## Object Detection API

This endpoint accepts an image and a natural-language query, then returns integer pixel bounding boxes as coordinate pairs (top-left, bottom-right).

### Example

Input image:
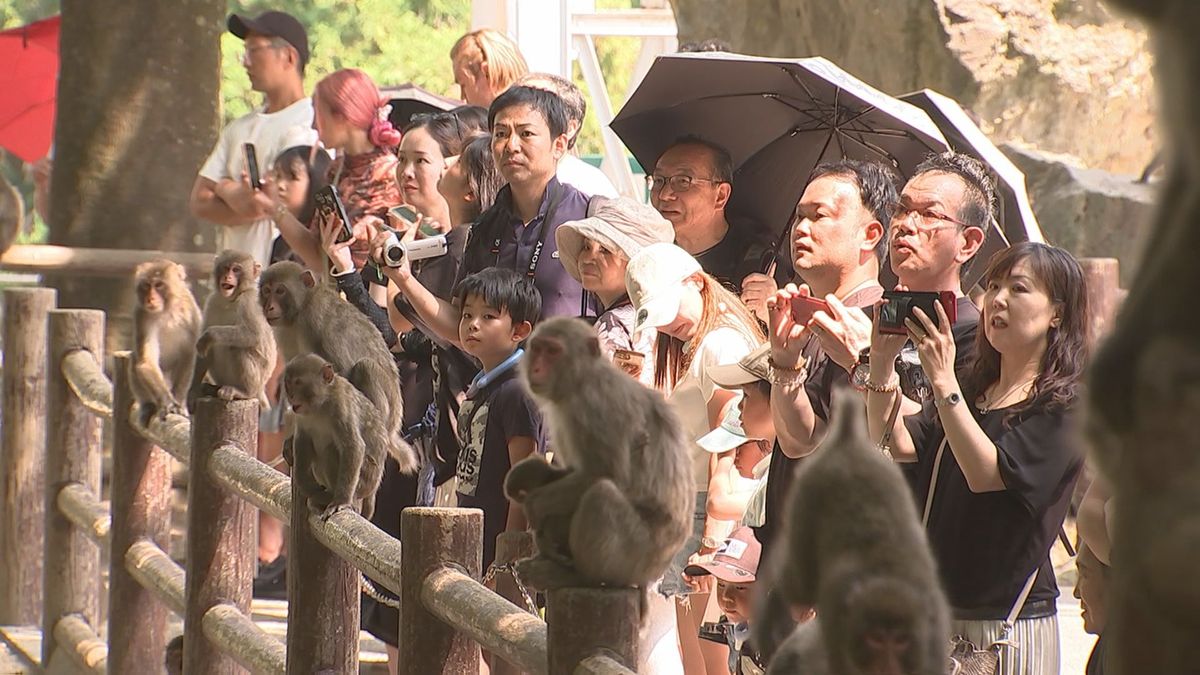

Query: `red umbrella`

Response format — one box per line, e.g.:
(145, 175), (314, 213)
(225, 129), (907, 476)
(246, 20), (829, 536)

(0, 15), (60, 163)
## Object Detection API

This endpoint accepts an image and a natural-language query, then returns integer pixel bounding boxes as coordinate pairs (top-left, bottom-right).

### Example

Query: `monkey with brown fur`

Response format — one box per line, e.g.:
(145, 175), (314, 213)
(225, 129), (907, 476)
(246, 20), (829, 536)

(761, 389), (949, 675)
(283, 354), (417, 519)
(189, 250), (277, 411)
(258, 261), (402, 440)
(131, 260), (202, 426)
(503, 317), (693, 591)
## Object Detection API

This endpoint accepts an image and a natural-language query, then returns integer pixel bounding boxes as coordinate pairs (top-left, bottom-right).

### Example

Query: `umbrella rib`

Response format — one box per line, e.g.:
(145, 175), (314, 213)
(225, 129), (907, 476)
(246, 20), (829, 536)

(833, 127), (897, 164)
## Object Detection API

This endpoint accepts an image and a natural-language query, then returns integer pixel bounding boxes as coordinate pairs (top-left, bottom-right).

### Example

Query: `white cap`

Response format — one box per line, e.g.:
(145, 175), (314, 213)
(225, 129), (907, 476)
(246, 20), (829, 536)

(698, 404), (750, 454)
(624, 242), (702, 337)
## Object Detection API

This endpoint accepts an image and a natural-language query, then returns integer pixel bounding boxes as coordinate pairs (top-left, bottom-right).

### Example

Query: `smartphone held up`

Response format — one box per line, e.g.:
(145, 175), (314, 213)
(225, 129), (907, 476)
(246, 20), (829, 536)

(243, 143), (263, 190)
(878, 290), (957, 335)
(314, 186), (354, 244)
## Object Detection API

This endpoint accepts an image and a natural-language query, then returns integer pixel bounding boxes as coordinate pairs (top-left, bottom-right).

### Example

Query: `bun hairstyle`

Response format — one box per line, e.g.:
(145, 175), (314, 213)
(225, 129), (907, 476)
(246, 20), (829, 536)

(314, 68), (401, 149)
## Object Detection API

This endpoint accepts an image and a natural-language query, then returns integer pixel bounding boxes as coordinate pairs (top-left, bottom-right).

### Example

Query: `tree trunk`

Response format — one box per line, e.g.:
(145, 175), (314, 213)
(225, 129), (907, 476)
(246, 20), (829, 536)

(49, 0), (223, 344)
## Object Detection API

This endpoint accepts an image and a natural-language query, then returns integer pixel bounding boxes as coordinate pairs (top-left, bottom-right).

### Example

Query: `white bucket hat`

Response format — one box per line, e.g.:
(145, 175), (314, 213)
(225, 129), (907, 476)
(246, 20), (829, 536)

(624, 242), (702, 336)
(555, 196), (675, 283)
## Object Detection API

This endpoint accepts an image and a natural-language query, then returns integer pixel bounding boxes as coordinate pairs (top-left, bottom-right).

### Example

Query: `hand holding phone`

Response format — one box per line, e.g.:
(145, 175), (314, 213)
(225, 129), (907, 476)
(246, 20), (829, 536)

(878, 290), (957, 335)
(790, 294), (832, 326)
(243, 143), (263, 190)
(314, 186), (354, 244)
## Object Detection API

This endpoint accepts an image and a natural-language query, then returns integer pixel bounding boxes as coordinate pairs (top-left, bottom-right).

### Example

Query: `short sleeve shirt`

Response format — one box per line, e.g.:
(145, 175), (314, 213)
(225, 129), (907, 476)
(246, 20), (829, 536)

(904, 402), (1084, 617)
(667, 326), (757, 488)
(455, 367), (544, 567)
(591, 297), (656, 386)
(693, 224), (771, 294)
(198, 98), (317, 266)
(458, 177), (592, 319)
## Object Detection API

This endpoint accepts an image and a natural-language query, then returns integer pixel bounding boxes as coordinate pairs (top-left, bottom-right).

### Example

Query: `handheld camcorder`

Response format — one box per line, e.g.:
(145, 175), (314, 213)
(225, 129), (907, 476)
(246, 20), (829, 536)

(879, 290), (957, 335)
(381, 233), (449, 267)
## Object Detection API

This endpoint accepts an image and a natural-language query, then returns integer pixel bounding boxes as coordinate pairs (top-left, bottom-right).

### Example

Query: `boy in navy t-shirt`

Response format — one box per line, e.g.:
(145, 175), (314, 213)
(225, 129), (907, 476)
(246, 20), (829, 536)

(453, 268), (544, 569)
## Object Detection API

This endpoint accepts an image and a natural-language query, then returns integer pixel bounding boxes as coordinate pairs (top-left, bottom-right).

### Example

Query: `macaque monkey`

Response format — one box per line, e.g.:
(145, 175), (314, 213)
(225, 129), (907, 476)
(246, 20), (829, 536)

(258, 262), (402, 438)
(189, 250), (276, 410)
(131, 260), (202, 426)
(503, 318), (693, 592)
(283, 354), (417, 519)
(762, 389), (949, 675)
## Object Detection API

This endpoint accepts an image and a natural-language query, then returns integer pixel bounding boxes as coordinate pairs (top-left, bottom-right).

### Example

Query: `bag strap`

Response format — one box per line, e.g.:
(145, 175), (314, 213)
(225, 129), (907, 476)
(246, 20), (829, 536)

(924, 436), (1040, 635)
(876, 391), (904, 457)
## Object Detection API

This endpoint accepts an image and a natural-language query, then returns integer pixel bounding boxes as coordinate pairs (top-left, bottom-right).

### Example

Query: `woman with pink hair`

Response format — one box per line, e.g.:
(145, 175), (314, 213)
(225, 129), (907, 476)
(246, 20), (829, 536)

(259, 68), (401, 298)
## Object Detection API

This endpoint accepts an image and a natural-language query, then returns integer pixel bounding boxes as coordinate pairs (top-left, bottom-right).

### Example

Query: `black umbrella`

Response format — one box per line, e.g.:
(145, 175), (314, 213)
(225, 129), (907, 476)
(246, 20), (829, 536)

(611, 53), (949, 244)
(379, 82), (461, 130)
(899, 88), (1044, 287)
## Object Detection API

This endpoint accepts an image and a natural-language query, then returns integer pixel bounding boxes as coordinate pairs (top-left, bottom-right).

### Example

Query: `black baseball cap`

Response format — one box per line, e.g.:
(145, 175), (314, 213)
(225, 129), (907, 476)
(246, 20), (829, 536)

(228, 11), (309, 68)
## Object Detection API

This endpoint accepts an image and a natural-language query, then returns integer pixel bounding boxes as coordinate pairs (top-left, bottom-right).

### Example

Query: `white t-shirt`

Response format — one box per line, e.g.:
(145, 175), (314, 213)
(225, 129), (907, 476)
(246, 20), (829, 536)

(557, 154), (619, 198)
(667, 326), (757, 488)
(198, 98), (318, 266)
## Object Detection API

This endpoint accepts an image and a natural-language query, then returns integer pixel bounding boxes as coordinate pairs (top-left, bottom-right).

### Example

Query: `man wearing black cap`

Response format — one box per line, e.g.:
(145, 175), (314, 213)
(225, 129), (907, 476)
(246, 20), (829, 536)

(189, 10), (317, 267)
(188, 11), (318, 601)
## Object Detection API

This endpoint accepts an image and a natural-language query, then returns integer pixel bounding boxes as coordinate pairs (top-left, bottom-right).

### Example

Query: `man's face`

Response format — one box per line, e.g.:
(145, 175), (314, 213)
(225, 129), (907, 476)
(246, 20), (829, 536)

(790, 175), (878, 276)
(241, 33), (292, 93)
(453, 56), (492, 107)
(491, 104), (567, 188)
(650, 143), (730, 241)
(1074, 548), (1109, 635)
(889, 172), (980, 283)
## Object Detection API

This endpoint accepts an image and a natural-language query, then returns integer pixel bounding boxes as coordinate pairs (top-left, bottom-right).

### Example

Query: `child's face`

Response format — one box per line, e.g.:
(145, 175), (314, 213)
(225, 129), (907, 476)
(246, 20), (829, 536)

(459, 294), (528, 366)
(738, 384), (774, 442)
(716, 578), (756, 624)
(272, 160), (310, 219)
(733, 440), (770, 478)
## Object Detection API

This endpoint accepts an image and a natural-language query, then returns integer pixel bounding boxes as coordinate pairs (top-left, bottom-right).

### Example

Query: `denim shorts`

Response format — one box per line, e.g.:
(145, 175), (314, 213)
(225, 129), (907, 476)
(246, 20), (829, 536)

(658, 491), (707, 598)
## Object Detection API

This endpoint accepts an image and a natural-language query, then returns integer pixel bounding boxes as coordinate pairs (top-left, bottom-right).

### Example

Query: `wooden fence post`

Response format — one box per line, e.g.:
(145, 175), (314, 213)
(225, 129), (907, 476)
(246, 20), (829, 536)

(183, 397), (257, 675)
(0, 287), (55, 625)
(493, 531), (537, 675)
(286, 464), (359, 674)
(1079, 257), (1120, 341)
(400, 507), (484, 675)
(42, 309), (105, 669)
(106, 352), (173, 671)
(546, 588), (639, 673)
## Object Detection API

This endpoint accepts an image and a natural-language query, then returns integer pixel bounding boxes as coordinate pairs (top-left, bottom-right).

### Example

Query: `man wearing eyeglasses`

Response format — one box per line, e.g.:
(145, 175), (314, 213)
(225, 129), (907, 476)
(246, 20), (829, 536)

(189, 11), (317, 267)
(649, 137), (771, 294)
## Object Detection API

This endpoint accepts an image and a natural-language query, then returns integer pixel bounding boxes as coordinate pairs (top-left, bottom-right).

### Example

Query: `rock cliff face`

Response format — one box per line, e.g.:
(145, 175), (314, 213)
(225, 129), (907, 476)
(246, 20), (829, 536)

(669, 0), (1156, 175)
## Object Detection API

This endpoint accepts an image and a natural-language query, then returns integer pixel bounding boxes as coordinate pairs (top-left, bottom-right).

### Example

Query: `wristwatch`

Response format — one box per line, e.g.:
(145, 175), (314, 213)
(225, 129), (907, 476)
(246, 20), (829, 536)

(849, 348), (871, 391)
(935, 391), (962, 408)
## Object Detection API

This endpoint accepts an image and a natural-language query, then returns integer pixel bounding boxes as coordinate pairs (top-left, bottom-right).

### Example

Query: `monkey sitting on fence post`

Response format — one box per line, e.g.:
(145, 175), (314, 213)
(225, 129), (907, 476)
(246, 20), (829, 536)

(283, 354), (417, 520)
(189, 250), (277, 411)
(503, 317), (693, 594)
(131, 259), (202, 426)
(760, 389), (949, 675)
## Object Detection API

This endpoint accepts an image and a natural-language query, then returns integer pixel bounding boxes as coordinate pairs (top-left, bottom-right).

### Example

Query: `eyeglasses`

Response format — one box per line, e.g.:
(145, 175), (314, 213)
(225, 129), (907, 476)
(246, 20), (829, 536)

(646, 173), (725, 194)
(888, 202), (969, 231)
(242, 41), (286, 63)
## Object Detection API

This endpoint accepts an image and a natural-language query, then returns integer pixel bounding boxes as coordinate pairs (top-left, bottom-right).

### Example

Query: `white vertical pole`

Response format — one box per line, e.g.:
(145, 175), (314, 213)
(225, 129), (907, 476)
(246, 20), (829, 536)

(575, 33), (639, 198)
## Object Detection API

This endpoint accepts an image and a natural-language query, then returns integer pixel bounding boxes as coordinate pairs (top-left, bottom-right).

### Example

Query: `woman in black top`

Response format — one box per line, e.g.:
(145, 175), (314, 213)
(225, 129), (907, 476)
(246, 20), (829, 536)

(865, 242), (1090, 675)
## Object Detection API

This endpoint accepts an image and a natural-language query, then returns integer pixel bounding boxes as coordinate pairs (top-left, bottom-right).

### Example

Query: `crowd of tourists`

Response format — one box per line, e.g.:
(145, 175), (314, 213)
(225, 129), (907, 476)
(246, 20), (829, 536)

(184, 10), (1111, 675)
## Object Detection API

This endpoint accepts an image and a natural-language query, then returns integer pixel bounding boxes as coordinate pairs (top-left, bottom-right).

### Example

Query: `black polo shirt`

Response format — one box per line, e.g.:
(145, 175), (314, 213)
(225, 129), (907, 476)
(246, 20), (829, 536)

(458, 177), (591, 319)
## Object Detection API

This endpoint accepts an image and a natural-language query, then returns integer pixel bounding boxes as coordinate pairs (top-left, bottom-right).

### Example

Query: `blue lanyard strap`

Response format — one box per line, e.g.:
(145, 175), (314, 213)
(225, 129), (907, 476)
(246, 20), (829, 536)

(466, 348), (525, 398)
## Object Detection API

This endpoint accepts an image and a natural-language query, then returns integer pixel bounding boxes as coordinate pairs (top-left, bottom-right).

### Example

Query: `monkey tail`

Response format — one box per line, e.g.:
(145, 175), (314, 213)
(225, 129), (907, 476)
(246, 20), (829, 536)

(387, 434), (419, 475)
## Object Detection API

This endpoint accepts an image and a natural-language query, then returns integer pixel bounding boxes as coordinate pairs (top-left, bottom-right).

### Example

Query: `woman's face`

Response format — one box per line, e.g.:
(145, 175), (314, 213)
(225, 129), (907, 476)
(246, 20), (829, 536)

(981, 259), (1060, 357)
(271, 160), (310, 219)
(438, 155), (472, 211)
(657, 276), (704, 341)
(397, 127), (449, 213)
(576, 237), (628, 297)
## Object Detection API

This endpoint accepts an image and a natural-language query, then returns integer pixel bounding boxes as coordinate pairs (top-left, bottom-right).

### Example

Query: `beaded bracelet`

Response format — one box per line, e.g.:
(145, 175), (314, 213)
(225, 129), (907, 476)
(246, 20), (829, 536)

(861, 376), (900, 394)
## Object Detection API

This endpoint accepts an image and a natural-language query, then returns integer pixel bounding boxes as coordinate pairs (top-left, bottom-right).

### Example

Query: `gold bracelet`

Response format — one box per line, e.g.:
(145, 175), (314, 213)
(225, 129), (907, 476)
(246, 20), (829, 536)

(862, 376), (900, 394)
(768, 356), (804, 373)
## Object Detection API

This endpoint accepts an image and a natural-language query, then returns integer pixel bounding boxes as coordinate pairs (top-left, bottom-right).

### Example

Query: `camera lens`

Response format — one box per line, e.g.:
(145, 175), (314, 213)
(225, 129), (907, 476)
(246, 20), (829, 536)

(382, 233), (404, 266)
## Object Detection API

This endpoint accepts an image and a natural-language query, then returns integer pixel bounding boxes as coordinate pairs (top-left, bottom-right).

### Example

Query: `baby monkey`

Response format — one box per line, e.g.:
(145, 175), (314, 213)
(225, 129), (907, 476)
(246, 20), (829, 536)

(190, 250), (277, 410)
(283, 354), (417, 520)
(131, 259), (201, 426)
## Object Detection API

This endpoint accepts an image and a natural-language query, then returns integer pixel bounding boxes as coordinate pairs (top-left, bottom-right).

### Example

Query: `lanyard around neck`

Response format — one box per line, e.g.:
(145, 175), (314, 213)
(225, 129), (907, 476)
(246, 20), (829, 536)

(466, 348), (525, 398)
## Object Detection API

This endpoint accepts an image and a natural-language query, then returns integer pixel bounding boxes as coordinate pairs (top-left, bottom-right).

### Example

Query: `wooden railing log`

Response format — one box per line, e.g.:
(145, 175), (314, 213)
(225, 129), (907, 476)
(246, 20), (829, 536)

(55, 483), (111, 546)
(51, 613), (108, 674)
(202, 603), (287, 675)
(125, 539), (186, 616)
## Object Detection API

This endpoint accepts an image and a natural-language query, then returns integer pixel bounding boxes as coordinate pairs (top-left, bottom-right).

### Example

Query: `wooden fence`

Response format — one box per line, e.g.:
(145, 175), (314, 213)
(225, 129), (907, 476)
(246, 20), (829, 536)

(0, 288), (638, 674)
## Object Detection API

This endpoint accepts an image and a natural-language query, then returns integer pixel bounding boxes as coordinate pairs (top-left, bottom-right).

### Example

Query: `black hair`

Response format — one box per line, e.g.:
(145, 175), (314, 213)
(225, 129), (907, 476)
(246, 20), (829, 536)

(664, 135), (734, 183)
(403, 112), (471, 157)
(450, 104), (489, 135)
(454, 267), (542, 326)
(677, 38), (731, 53)
(518, 73), (586, 148)
(487, 85), (568, 139)
(459, 133), (502, 220)
(272, 145), (332, 226)
(912, 151), (997, 231)
(808, 159), (900, 261)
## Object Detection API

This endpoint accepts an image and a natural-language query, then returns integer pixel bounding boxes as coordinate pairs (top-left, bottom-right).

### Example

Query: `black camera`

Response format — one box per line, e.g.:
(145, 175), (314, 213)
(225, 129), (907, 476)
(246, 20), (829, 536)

(879, 290), (957, 335)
